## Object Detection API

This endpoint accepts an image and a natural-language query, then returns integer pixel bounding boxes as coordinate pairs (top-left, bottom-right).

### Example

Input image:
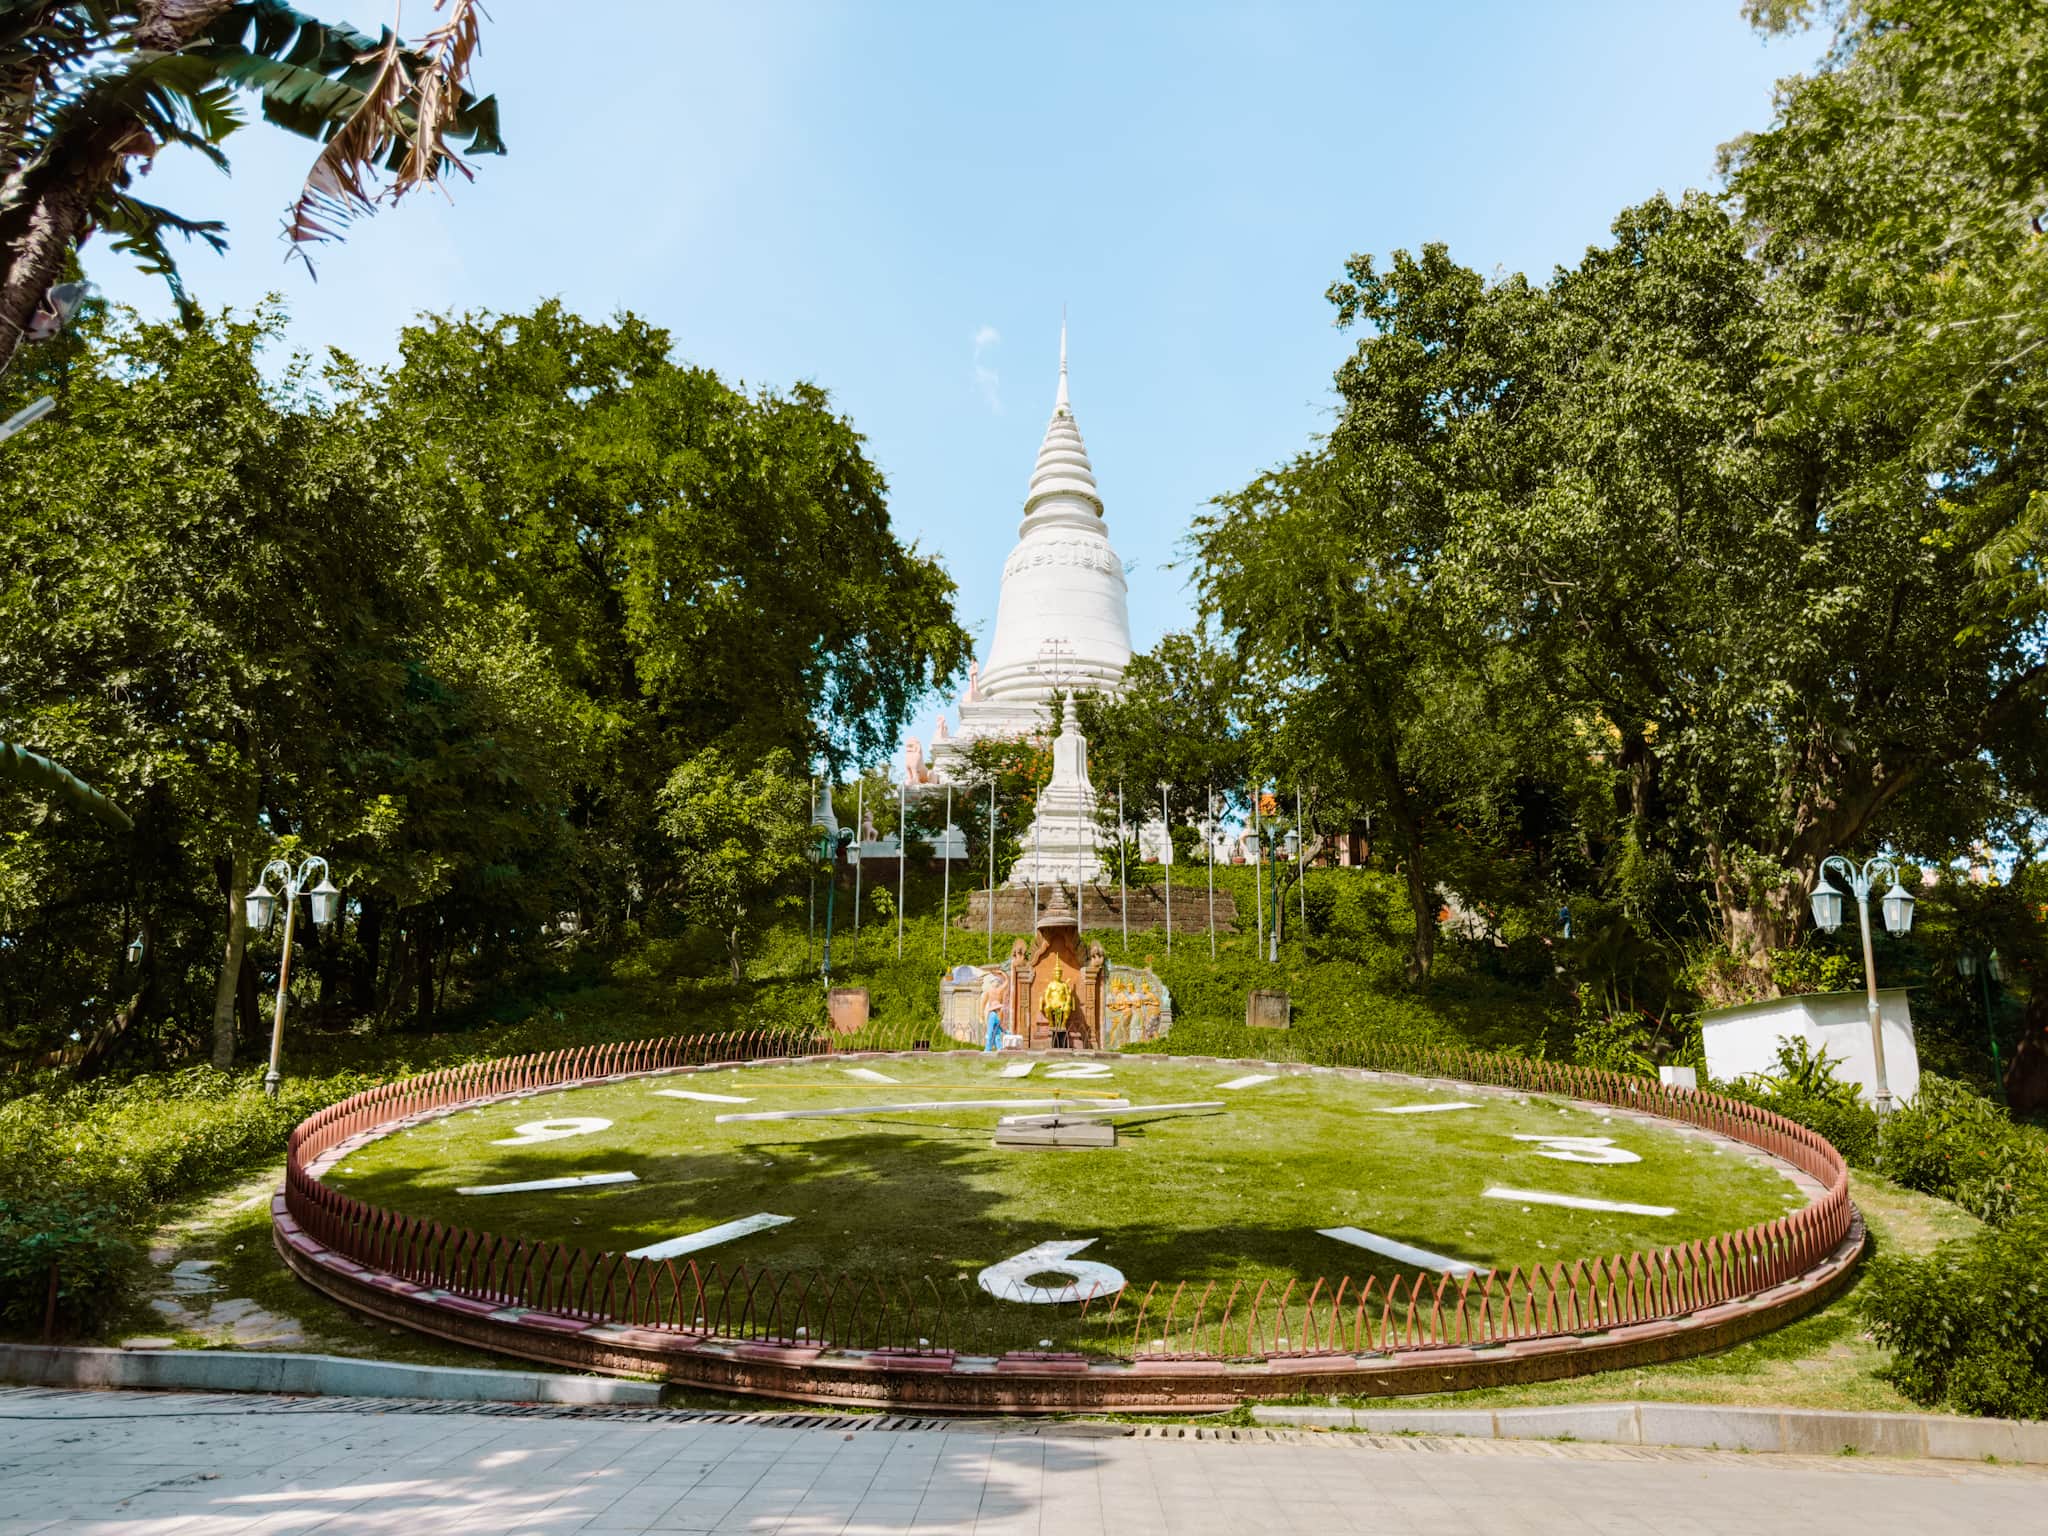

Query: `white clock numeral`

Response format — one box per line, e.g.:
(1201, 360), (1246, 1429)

(1044, 1062), (1113, 1080)
(493, 1116), (612, 1146)
(977, 1240), (1126, 1305)
(1511, 1135), (1641, 1166)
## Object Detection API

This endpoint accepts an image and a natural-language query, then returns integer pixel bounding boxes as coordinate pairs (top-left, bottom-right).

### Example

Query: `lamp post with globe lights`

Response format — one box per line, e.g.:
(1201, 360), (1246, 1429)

(245, 854), (341, 1099)
(1808, 855), (1916, 1114)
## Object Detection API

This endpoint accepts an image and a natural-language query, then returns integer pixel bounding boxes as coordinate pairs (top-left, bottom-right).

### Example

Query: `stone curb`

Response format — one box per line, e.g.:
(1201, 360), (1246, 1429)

(1249, 1401), (2048, 1463)
(0, 1343), (661, 1406)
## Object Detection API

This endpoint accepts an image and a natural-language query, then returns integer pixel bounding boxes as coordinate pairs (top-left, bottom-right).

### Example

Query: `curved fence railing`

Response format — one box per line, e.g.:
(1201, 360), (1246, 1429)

(281, 1028), (1855, 1364)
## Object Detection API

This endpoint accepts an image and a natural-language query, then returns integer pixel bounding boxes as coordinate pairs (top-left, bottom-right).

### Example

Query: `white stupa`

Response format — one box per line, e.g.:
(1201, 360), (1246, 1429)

(1008, 719), (1106, 887)
(925, 326), (1132, 776)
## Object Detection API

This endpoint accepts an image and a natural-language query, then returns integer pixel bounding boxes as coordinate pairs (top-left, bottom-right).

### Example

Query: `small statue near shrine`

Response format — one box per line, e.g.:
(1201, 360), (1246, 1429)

(979, 966), (1009, 1052)
(1042, 957), (1076, 1038)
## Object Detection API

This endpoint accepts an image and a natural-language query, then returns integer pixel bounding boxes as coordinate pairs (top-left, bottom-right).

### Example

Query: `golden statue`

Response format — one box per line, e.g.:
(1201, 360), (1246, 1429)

(1041, 957), (1075, 1032)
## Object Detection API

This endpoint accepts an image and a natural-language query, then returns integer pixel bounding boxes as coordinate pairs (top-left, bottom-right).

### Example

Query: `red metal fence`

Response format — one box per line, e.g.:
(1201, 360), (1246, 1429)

(282, 1028), (1853, 1363)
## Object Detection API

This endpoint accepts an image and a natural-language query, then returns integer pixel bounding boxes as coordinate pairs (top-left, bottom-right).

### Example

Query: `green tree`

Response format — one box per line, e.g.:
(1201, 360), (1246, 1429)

(1074, 630), (1253, 837)
(378, 302), (971, 935)
(657, 748), (813, 983)
(1728, 0), (2048, 616)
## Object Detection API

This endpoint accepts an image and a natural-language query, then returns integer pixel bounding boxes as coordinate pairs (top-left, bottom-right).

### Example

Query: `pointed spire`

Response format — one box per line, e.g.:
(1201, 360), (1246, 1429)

(1026, 315), (1101, 518)
(1055, 309), (1070, 415)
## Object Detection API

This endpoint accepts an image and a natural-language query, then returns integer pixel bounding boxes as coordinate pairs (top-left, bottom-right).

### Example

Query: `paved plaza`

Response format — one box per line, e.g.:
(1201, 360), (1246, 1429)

(1, 1389), (2042, 1535)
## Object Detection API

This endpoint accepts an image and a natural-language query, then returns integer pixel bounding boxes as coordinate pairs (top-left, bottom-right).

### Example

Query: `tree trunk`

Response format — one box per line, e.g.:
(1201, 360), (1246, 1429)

(1704, 839), (1805, 1001)
(352, 898), (383, 1013)
(209, 844), (249, 1068)
(382, 920), (409, 1019)
(728, 925), (745, 985)
(413, 913), (435, 1028)
(1401, 815), (1435, 980)
(236, 946), (259, 1051)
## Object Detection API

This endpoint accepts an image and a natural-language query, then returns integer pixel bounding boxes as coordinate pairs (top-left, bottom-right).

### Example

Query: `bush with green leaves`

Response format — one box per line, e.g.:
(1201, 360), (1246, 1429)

(0, 1195), (134, 1336)
(1862, 1217), (2048, 1420)
(1879, 1074), (2048, 1227)
(1715, 1038), (1880, 1168)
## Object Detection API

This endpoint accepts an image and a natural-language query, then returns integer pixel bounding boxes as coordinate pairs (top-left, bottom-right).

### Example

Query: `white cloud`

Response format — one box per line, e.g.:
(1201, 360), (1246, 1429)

(972, 324), (1001, 412)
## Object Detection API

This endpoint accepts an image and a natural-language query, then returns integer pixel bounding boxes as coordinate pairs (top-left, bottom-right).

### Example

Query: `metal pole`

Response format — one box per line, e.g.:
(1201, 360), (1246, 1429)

(1032, 798), (1041, 932)
(942, 784), (952, 967)
(1207, 783), (1216, 959)
(1118, 783), (1128, 953)
(987, 778), (996, 961)
(1296, 783), (1307, 929)
(1076, 779), (1085, 938)
(1161, 782), (1172, 955)
(807, 775), (817, 972)
(1252, 782), (1265, 963)
(853, 779), (864, 959)
(822, 830), (840, 979)
(1977, 958), (2004, 1103)
(1851, 866), (1893, 1116)
(262, 878), (299, 1099)
(897, 777), (906, 958)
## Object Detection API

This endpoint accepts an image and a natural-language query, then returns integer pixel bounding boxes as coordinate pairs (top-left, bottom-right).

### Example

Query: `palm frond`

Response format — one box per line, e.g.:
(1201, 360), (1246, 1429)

(196, 0), (503, 257)
(97, 187), (226, 318)
(280, 19), (406, 251)
(396, 0), (481, 194)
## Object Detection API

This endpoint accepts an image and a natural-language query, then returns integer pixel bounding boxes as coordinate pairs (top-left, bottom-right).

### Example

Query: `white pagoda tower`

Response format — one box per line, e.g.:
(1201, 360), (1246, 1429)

(926, 327), (1132, 775)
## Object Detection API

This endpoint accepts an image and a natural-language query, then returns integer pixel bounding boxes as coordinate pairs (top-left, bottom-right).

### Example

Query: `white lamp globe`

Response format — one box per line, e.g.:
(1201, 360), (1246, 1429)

(245, 883), (277, 932)
(1808, 878), (1845, 934)
(309, 876), (342, 929)
(1880, 878), (1916, 936)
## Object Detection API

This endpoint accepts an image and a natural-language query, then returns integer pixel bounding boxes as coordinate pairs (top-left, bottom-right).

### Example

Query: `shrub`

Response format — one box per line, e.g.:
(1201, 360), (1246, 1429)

(1862, 1217), (2048, 1420)
(1879, 1074), (2048, 1227)
(1716, 1039), (1881, 1167)
(0, 1195), (134, 1335)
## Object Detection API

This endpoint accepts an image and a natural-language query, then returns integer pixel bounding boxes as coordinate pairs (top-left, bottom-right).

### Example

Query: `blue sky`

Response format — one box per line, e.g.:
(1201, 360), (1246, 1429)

(87, 1), (1809, 737)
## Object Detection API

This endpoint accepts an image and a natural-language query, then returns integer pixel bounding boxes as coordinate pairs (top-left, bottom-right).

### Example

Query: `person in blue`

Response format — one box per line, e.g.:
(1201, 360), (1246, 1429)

(979, 967), (1008, 1052)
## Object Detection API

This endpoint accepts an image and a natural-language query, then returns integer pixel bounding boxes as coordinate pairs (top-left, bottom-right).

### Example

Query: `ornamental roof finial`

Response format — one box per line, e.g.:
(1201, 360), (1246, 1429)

(1056, 308), (1069, 415)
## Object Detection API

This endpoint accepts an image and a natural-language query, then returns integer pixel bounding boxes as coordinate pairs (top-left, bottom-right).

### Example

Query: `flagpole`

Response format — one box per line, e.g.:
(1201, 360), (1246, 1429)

(942, 783), (952, 967)
(1207, 783), (1216, 960)
(807, 774), (817, 973)
(1296, 782), (1307, 930)
(1118, 782), (1128, 954)
(1161, 781), (1172, 956)
(1032, 799), (1041, 932)
(1252, 779), (1265, 963)
(986, 777), (996, 961)
(897, 777), (906, 958)
(853, 777), (864, 959)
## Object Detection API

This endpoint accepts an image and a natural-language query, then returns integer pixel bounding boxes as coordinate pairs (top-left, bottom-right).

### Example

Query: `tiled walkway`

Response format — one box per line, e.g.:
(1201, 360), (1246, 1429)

(0, 1390), (2042, 1534)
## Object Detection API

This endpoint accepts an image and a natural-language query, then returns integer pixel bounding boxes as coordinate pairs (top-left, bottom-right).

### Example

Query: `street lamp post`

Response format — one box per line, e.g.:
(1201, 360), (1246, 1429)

(1956, 946), (2007, 1102)
(245, 854), (341, 1099)
(819, 826), (853, 980)
(1808, 854), (1917, 1114)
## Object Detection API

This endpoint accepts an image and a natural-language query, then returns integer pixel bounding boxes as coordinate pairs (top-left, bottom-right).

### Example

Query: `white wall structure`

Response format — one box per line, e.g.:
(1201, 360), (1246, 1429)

(1699, 987), (1920, 1107)
(927, 328), (1132, 777)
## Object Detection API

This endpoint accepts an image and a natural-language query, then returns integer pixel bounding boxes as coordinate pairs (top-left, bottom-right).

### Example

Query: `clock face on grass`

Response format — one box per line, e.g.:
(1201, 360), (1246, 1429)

(324, 1054), (1808, 1325)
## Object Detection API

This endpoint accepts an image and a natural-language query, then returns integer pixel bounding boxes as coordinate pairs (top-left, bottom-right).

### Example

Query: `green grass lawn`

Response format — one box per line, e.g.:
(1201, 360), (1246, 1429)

(329, 1054), (1801, 1302)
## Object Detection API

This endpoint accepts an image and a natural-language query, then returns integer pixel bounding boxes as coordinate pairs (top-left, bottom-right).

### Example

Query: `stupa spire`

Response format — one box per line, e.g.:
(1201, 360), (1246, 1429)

(1056, 310), (1069, 415)
(1027, 320), (1100, 517)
